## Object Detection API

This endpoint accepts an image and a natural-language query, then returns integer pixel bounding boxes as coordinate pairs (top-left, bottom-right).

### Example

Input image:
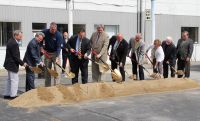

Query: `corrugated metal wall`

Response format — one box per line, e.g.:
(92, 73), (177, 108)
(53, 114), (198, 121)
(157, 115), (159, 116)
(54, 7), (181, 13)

(0, 5), (200, 69)
(0, 5), (137, 68)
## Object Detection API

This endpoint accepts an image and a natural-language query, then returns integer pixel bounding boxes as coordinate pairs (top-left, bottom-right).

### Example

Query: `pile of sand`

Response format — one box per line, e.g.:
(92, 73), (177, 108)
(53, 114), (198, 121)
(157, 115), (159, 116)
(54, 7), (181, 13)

(9, 78), (200, 108)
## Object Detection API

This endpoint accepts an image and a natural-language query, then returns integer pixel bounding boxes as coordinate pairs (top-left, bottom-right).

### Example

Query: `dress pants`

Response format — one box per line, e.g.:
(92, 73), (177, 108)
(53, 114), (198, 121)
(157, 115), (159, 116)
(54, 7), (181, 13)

(91, 55), (102, 82)
(177, 59), (190, 78)
(163, 61), (175, 78)
(131, 54), (144, 80)
(4, 71), (19, 97)
(62, 49), (68, 73)
(25, 67), (35, 91)
(71, 58), (88, 84)
(44, 52), (61, 87)
(111, 60), (125, 81)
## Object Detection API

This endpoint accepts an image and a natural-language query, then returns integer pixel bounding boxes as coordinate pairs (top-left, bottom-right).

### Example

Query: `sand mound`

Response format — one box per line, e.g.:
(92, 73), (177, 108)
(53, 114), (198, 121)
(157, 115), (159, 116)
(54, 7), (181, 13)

(9, 78), (200, 108)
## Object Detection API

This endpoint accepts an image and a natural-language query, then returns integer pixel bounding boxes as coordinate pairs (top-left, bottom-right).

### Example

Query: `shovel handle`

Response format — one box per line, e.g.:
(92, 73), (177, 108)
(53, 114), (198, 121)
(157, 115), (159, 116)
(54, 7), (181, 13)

(145, 53), (153, 65)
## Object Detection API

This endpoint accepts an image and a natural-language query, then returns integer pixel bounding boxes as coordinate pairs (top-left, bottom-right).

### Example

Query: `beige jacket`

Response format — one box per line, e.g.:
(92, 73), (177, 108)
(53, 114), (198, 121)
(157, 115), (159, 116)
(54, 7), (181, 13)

(90, 31), (109, 62)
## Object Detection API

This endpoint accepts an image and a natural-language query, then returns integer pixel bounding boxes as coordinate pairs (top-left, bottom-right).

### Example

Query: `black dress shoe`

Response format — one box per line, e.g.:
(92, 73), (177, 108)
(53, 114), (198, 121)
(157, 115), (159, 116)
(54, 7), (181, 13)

(9, 96), (18, 100)
(3, 95), (11, 99)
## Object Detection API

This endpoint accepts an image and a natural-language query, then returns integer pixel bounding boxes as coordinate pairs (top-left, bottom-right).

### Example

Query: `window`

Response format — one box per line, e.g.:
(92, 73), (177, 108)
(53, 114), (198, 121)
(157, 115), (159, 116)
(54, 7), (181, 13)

(32, 23), (46, 36)
(94, 25), (119, 38)
(73, 24), (86, 35)
(181, 27), (199, 43)
(0, 22), (21, 46)
(57, 24), (86, 36)
(57, 24), (68, 34)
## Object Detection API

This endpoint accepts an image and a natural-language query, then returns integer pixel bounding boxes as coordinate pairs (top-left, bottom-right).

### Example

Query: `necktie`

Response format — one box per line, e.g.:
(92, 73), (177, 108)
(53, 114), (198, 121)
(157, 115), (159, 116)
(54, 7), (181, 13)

(96, 33), (100, 43)
(78, 40), (82, 59)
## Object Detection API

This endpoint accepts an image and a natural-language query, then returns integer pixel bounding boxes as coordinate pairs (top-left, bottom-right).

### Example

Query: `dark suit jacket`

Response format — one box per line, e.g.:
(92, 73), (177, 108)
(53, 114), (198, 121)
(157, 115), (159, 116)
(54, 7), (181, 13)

(108, 36), (128, 65)
(62, 37), (69, 55)
(67, 35), (91, 62)
(176, 38), (194, 60)
(23, 38), (41, 67)
(161, 41), (176, 64)
(4, 38), (24, 72)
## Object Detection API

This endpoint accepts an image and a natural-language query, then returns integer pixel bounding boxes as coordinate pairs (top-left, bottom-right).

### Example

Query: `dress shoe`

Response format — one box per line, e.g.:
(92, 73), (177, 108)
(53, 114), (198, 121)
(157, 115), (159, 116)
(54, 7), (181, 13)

(9, 96), (18, 100)
(3, 95), (11, 99)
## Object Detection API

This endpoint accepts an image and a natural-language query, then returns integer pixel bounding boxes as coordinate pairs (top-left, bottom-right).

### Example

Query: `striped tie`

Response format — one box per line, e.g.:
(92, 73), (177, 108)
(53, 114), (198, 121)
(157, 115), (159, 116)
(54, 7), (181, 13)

(78, 40), (82, 59)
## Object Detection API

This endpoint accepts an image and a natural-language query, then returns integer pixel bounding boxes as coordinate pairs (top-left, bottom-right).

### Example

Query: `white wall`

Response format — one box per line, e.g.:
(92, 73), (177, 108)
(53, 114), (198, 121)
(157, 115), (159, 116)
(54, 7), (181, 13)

(0, 0), (137, 13)
(0, 47), (26, 70)
(1, 0), (200, 16)
(155, 0), (200, 16)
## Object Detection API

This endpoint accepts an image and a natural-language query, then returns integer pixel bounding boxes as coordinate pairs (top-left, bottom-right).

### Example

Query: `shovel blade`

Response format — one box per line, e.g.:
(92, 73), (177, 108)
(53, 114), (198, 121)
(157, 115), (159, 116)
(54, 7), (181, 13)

(65, 72), (75, 79)
(47, 68), (59, 78)
(31, 67), (43, 74)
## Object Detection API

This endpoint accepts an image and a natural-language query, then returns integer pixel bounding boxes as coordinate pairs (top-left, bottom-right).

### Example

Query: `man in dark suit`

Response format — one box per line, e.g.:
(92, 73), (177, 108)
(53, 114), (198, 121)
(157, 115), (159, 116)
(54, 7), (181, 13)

(108, 33), (128, 81)
(61, 32), (69, 75)
(177, 31), (194, 78)
(23, 32), (45, 91)
(3, 30), (27, 99)
(162, 36), (176, 78)
(67, 29), (90, 84)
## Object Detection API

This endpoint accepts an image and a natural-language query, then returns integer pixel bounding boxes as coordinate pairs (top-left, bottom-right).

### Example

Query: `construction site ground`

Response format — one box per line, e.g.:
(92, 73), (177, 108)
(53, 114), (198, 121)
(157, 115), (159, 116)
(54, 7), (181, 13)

(0, 62), (200, 121)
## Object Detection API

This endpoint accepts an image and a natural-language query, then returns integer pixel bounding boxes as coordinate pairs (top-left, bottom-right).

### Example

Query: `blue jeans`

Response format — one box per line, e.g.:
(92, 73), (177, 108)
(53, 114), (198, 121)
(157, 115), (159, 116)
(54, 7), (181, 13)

(26, 67), (35, 91)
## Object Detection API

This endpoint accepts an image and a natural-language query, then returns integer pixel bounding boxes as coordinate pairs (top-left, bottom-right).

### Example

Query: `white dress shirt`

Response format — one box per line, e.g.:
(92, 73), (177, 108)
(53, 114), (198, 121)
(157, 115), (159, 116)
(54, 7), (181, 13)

(155, 46), (164, 62)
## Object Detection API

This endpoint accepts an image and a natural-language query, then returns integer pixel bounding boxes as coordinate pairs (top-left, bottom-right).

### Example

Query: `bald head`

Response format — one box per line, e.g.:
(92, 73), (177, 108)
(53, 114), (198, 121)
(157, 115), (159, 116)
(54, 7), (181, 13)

(116, 33), (123, 41)
(166, 36), (173, 45)
(135, 33), (142, 42)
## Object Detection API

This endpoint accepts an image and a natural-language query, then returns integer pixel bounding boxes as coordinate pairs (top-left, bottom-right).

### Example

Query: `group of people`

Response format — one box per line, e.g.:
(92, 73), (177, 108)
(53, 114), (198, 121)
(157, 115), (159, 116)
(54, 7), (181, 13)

(3, 22), (194, 100)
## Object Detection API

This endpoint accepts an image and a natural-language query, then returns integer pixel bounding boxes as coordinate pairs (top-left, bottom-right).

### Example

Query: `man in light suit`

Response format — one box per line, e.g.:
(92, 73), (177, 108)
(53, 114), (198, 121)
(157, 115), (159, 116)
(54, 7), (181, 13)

(90, 24), (109, 82)
(127, 33), (145, 80)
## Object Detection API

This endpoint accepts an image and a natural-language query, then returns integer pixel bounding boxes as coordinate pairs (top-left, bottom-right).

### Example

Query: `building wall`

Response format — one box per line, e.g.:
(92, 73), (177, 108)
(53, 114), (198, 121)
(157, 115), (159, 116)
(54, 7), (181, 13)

(155, 14), (200, 61)
(1, 0), (200, 69)
(0, 5), (137, 68)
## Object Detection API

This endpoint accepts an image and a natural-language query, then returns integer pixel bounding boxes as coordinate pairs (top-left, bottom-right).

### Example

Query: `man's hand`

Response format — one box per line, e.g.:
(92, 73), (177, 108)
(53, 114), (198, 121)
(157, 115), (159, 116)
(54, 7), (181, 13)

(186, 57), (190, 62)
(96, 54), (101, 59)
(70, 48), (75, 53)
(119, 63), (123, 67)
(55, 57), (60, 64)
(23, 63), (28, 67)
(39, 61), (44, 67)
(166, 61), (169, 64)
(84, 54), (88, 59)
(40, 47), (45, 54)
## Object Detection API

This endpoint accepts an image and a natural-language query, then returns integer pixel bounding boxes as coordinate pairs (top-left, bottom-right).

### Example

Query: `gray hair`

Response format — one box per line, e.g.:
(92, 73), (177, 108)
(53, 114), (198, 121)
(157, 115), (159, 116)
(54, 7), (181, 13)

(96, 24), (104, 29)
(166, 36), (173, 41)
(13, 30), (22, 37)
(35, 32), (45, 38)
(50, 22), (57, 28)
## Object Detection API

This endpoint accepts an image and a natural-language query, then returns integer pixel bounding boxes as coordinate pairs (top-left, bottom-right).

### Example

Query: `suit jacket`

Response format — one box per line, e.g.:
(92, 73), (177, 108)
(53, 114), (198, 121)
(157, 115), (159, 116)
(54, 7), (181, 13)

(127, 38), (145, 64)
(90, 31), (109, 62)
(108, 36), (128, 65)
(61, 37), (69, 56)
(23, 38), (41, 67)
(4, 38), (24, 72)
(67, 35), (90, 62)
(161, 41), (176, 64)
(176, 38), (194, 60)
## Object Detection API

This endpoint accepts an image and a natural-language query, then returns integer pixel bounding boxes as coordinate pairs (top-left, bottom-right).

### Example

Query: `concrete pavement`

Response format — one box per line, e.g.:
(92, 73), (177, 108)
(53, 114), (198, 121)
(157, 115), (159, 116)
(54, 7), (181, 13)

(0, 63), (200, 121)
